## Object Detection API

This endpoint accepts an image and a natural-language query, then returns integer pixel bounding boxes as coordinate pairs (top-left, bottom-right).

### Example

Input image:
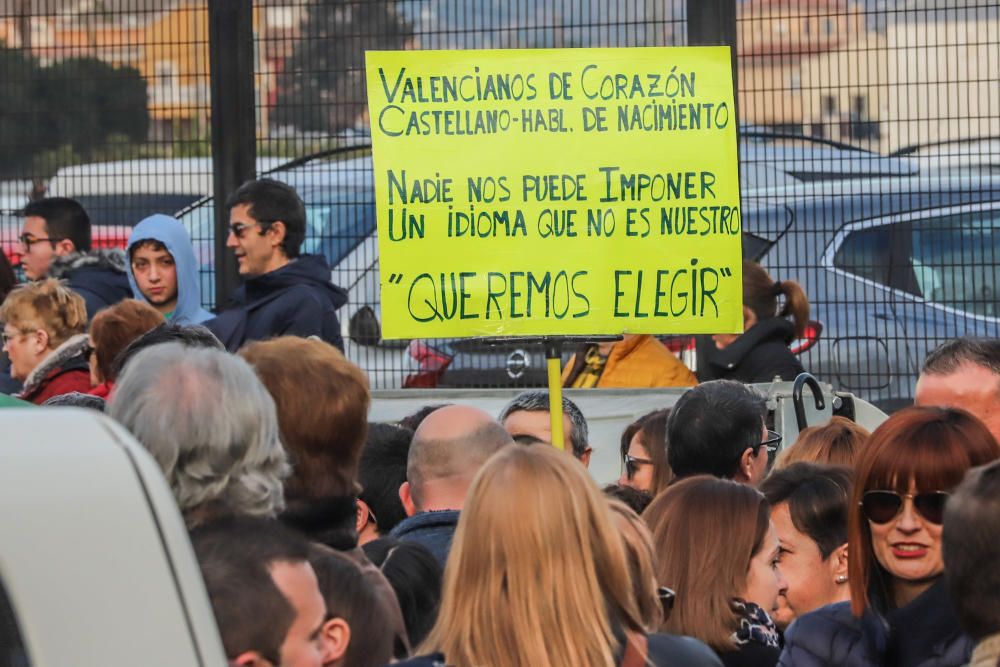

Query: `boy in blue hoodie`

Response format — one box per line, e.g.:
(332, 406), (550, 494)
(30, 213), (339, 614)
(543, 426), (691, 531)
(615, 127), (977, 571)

(125, 214), (213, 325)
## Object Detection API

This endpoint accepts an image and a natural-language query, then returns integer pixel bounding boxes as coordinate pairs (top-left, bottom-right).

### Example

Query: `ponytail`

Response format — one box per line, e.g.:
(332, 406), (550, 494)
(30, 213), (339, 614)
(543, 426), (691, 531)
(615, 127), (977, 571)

(777, 279), (810, 338)
(742, 261), (810, 337)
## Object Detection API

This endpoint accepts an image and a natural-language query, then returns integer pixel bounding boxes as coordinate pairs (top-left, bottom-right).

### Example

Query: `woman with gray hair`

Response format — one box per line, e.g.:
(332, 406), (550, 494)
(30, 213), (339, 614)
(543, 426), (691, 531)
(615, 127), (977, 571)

(108, 342), (290, 528)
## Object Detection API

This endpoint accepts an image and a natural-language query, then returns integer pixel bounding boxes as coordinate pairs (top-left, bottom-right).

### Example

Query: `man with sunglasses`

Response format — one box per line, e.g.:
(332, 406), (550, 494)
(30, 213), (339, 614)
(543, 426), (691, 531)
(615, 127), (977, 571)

(666, 379), (777, 486)
(19, 197), (131, 319)
(206, 179), (347, 352)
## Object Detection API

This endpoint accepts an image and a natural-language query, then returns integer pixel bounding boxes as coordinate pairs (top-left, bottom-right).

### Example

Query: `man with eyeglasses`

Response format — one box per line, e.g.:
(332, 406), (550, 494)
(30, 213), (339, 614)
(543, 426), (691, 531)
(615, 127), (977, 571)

(206, 179), (347, 352)
(19, 197), (131, 319)
(666, 379), (777, 486)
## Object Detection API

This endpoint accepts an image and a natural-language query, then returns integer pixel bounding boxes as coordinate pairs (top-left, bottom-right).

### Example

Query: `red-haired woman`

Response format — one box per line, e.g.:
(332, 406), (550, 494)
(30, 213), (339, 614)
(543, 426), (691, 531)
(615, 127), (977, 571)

(779, 406), (1000, 667)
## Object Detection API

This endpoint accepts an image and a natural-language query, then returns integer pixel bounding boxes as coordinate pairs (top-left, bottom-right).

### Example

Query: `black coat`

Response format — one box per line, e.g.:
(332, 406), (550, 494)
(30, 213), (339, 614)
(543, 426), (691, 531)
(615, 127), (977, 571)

(206, 254), (347, 352)
(49, 250), (132, 320)
(778, 580), (973, 667)
(392, 632), (724, 667)
(702, 318), (805, 384)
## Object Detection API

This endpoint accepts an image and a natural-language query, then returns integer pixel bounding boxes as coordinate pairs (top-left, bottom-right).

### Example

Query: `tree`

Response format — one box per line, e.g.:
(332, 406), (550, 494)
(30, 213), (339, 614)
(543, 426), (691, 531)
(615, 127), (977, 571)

(0, 46), (43, 176)
(274, 0), (412, 133)
(37, 58), (149, 161)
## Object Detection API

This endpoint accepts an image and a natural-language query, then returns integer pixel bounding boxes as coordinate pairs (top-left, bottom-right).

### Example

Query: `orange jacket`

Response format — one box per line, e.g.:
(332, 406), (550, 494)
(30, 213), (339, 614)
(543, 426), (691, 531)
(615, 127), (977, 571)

(561, 334), (697, 389)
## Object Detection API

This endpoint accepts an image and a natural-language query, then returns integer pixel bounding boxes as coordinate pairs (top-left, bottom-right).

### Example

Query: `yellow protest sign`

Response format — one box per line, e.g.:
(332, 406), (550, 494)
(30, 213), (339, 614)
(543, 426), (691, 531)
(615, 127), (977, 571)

(365, 47), (743, 339)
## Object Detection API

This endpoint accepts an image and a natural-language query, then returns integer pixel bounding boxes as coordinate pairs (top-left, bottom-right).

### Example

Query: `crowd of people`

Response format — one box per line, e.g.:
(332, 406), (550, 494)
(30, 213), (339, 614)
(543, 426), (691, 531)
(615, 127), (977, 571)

(3, 182), (1000, 667)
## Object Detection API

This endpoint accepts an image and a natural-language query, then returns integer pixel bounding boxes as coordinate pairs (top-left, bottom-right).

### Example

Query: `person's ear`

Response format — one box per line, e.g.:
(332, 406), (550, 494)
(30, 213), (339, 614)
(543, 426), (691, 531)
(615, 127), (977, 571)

(830, 542), (849, 584)
(399, 481), (416, 517)
(31, 329), (50, 354)
(742, 305), (758, 331)
(356, 498), (371, 534)
(320, 617), (351, 665)
(53, 238), (76, 256)
(230, 651), (271, 667)
(267, 221), (287, 249)
(735, 447), (757, 483)
(579, 448), (593, 468)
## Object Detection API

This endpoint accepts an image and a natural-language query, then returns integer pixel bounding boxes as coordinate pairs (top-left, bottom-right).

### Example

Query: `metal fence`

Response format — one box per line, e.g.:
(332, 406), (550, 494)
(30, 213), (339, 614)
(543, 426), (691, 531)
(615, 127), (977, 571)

(0, 0), (998, 406)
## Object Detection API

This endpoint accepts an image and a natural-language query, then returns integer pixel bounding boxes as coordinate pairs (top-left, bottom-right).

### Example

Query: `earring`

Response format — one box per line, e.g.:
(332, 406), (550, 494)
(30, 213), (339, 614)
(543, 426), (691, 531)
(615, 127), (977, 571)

(836, 575), (848, 584)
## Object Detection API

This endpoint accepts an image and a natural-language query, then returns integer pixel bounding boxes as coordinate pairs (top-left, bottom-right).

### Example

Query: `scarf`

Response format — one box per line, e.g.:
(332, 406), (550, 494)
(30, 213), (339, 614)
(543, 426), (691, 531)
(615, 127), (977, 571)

(731, 598), (781, 649)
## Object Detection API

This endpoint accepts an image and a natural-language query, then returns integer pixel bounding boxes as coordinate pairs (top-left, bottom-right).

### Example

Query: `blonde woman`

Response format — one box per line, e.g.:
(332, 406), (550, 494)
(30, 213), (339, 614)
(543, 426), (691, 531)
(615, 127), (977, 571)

(395, 444), (722, 667)
(1, 278), (89, 404)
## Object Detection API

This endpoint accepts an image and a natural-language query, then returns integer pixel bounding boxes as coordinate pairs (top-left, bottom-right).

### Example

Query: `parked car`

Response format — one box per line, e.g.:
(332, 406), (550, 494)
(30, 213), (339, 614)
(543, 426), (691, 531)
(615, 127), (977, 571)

(0, 408), (227, 666)
(720, 174), (1000, 411)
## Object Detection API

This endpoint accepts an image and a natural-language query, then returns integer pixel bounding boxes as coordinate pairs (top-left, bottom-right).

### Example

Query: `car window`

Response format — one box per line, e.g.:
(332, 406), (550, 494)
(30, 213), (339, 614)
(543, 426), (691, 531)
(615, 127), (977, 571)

(910, 211), (1000, 317)
(833, 226), (892, 286)
(0, 577), (31, 667)
(74, 194), (204, 227)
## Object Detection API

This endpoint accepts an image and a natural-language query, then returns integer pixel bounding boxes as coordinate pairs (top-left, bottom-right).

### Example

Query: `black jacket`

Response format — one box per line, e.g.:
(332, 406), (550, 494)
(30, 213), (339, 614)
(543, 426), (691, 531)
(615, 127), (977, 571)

(703, 318), (805, 384)
(389, 510), (460, 568)
(206, 254), (347, 352)
(778, 580), (973, 667)
(393, 632), (724, 667)
(49, 250), (132, 320)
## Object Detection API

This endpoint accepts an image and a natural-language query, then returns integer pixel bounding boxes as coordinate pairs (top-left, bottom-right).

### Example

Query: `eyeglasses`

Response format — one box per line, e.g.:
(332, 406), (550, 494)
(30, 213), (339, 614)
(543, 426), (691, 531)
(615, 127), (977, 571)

(2, 329), (32, 346)
(228, 220), (277, 239)
(18, 233), (61, 249)
(624, 453), (654, 479)
(860, 490), (950, 525)
(747, 430), (782, 456)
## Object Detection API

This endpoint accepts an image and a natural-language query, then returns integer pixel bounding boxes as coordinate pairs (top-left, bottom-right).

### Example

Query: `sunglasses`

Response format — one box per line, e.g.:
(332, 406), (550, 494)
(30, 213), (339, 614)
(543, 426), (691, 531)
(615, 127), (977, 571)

(860, 490), (950, 525)
(623, 453), (654, 479)
(228, 220), (277, 239)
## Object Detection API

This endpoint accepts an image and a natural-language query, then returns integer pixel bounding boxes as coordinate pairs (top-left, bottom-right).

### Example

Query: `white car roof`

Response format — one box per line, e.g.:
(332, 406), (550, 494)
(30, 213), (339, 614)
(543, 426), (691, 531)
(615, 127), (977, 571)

(0, 408), (226, 667)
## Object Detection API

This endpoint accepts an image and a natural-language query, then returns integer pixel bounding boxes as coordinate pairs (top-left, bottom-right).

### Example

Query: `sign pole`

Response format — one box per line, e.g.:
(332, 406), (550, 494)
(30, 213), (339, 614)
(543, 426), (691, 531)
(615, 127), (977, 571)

(545, 338), (566, 450)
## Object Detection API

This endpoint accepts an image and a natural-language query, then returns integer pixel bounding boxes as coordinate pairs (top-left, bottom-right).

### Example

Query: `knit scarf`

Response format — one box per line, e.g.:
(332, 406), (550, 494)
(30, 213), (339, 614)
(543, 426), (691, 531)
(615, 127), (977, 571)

(731, 598), (781, 649)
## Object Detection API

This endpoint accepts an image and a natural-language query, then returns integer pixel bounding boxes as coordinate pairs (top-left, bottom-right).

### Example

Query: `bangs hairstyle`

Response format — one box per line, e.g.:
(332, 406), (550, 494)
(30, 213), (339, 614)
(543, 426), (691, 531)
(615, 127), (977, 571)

(0, 278), (87, 348)
(642, 476), (770, 651)
(422, 444), (642, 667)
(848, 406), (1000, 617)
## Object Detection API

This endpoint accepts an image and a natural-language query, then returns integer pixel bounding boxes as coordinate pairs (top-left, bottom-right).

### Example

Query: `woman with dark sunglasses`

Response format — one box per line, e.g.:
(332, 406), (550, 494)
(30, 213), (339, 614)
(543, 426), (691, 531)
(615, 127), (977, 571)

(779, 406), (1000, 667)
(618, 408), (673, 494)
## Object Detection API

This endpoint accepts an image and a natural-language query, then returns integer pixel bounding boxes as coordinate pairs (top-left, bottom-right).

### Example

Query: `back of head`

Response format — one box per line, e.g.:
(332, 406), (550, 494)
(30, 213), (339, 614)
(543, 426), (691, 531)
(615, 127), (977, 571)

(743, 260), (809, 337)
(602, 483), (654, 516)
(424, 444), (641, 667)
(89, 299), (165, 383)
(775, 416), (869, 470)
(0, 278), (87, 348)
(642, 475), (770, 650)
(240, 336), (370, 502)
(667, 380), (766, 479)
(607, 499), (663, 631)
(308, 547), (398, 667)
(760, 462), (853, 558)
(921, 336), (1000, 377)
(407, 405), (513, 511)
(109, 343), (289, 526)
(225, 178), (306, 258)
(0, 250), (16, 302)
(111, 322), (223, 379)
(498, 390), (589, 458)
(362, 537), (443, 648)
(359, 423), (413, 535)
(943, 460), (1000, 640)
(22, 197), (91, 252)
(398, 404), (450, 432)
(190, 516), (311, 663)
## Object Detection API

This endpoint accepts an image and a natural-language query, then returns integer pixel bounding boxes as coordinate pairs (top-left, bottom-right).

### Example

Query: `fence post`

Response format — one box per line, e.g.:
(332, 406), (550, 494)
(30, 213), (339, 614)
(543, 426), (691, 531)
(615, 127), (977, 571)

(686, 0), (739, 125)
(208, 0), (256, 308)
